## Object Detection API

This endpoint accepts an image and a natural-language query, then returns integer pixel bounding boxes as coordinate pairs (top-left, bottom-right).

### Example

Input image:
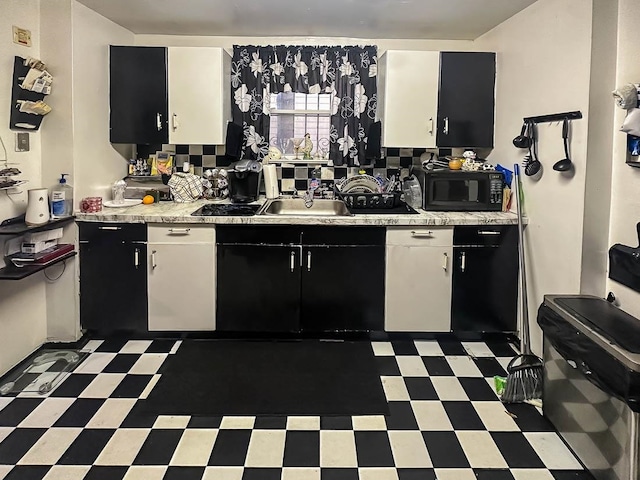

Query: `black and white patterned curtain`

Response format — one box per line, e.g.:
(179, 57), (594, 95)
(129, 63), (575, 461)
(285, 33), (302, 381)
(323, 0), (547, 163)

(231, 45), (377, 166)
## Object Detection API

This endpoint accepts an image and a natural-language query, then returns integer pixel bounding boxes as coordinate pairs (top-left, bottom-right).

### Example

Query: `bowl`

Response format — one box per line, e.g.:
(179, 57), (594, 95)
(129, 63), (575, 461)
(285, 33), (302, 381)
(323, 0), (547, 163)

(447, 157), (463, 170)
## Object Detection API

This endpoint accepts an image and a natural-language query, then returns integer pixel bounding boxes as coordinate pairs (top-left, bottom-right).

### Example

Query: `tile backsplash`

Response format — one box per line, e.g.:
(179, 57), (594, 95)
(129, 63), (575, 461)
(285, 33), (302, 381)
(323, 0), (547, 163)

(141, 144), (454, 193)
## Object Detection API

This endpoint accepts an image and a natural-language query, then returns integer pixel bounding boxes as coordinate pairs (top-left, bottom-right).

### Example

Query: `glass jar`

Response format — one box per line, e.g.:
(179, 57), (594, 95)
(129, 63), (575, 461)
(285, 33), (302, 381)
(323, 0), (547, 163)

(112, 180), (126, 205)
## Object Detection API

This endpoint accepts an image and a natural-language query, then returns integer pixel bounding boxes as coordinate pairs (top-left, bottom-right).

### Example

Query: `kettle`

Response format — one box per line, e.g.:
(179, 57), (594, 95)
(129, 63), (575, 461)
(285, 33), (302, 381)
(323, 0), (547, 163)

(25, 188), (50, 225)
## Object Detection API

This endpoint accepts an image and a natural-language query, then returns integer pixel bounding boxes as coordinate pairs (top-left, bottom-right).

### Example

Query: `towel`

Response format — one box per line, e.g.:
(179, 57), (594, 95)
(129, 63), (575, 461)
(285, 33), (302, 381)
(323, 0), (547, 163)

(612, 83), (638, 110)
(621, 108), (640, 137)
(167, 172), (206, 202)
(225, 122), (244, 161)
(365, 121), (382, 161)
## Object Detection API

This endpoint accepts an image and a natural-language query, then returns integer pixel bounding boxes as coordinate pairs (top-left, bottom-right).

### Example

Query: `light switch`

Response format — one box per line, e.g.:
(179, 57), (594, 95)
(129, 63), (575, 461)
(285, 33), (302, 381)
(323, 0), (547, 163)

(16, 132), (29, 152)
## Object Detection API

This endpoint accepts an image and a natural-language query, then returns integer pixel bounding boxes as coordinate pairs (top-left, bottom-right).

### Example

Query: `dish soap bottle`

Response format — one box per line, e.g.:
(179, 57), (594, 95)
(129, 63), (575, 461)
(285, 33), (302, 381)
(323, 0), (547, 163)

(50, 174), (73, 219)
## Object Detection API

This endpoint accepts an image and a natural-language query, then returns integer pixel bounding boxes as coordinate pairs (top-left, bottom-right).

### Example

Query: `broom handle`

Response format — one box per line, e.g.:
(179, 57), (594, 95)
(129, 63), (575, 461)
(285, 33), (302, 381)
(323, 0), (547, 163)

(513, 164), (531, 355)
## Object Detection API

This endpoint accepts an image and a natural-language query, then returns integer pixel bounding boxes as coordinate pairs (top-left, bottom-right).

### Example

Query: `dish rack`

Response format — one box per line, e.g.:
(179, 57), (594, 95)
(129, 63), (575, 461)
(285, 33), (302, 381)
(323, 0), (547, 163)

(0, 135), (26, 192)
(338, 191), (403, 209)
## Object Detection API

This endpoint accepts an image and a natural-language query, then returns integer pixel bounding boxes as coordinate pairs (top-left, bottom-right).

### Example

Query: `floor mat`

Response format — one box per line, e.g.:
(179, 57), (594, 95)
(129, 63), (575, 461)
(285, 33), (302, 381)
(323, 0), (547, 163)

(141, 340), (389, 416)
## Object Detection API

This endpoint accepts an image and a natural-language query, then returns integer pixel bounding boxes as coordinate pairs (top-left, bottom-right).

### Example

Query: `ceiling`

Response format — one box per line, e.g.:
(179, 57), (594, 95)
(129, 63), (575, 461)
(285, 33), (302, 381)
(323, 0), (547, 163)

(76, 0), (538, 40)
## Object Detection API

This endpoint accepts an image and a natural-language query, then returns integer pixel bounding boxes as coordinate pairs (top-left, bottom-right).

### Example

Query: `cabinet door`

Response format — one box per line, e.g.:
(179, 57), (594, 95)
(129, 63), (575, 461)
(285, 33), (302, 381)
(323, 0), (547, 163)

(216, 245), (301, 332)
(437, 52), (495, 148)
(148, 243), (215, 331)
(300, 246), (385, 332)
(385, 245), (452, 332)
(110, 46), (168, 144)
(379, 51), (440, 148)
(451, 245), (518, 332)
(80, 241), (147, 333)
(168, 47), (230, 145)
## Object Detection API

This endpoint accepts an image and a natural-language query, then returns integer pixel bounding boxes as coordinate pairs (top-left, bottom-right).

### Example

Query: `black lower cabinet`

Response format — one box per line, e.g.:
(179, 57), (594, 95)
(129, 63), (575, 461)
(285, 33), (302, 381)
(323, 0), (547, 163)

(79, 224), (147, 334)
(215, 226), (385, 334)
(451, 226), (518, 332)
(300, 245), (385, 332)
(216, 245), (300, 332)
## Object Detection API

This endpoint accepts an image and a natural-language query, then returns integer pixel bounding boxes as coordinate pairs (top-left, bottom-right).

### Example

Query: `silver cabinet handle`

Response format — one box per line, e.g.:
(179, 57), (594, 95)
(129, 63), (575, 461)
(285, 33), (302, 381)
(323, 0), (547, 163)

(307, 251), (312, 271)
(98, 226), (121, 230)
(134, 248), (140, 268)
(290, 251), (295, 272)
(172, 113), (179, 131)
(411, 230), (433, 238)
(151, 250), (157, 269)
(156, 113), (162, 131)
(442, 252), (448, 272)
(168, 228), (190, 235)
(478, 230), (500, 235)
(460, 251), (466, 272)
(428, 117), (434, 136)
(443, 116), (449, 135)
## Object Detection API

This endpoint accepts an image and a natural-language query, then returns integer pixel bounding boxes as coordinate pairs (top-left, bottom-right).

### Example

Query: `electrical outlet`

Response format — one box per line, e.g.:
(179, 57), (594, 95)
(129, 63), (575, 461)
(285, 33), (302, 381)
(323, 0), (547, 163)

(16, 133), (29, 152)
(12, 26), (31, 47)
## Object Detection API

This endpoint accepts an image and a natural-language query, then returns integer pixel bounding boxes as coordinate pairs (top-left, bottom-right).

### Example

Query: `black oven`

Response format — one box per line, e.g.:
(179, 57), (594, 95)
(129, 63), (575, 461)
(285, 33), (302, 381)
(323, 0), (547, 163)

(416, 170), (504, 211)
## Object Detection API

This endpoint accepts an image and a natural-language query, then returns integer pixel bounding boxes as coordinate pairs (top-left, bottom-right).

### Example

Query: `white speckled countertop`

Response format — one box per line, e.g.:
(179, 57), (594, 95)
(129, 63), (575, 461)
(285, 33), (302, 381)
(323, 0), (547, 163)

(74, 198), (520, 226)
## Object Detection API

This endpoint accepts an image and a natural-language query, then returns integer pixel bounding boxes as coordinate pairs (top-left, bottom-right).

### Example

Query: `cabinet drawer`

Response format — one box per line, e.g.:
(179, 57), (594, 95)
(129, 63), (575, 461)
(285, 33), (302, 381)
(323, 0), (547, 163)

(453, 225), (517, 247)
(148, 224), (214, 244)
(79, 222), (146, 242)
(386, 226), (453, 247)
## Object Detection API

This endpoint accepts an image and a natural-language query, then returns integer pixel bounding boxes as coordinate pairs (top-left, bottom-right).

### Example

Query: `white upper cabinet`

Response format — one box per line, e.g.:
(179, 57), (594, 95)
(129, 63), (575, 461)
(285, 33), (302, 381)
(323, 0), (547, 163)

(168, 47), (231, 145)
(377, 50), (440, 148)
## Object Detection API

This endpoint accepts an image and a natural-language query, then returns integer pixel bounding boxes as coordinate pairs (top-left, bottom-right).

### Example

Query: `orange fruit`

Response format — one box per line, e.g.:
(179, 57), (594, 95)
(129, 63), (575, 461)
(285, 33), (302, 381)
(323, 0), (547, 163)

(142, 195), (155, 204)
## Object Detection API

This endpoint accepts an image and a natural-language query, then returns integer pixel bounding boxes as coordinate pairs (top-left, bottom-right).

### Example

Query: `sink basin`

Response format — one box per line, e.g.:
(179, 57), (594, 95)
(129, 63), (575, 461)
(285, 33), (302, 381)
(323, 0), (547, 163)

(258, 198), (352, 216)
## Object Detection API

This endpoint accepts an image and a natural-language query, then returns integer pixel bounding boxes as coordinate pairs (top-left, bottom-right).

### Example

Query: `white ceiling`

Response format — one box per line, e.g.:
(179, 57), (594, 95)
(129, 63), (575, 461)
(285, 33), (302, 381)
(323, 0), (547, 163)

(76, 0), (538, 40)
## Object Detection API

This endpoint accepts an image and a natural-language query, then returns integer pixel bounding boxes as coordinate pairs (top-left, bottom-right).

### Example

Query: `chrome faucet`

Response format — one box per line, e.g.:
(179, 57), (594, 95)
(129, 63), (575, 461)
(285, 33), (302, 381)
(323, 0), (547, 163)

(303, 182), (319, 208)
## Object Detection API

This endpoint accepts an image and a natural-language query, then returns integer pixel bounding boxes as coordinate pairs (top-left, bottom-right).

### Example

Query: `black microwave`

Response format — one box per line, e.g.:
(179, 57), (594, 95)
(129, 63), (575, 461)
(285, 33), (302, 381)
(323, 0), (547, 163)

(415, 170), (504, 211)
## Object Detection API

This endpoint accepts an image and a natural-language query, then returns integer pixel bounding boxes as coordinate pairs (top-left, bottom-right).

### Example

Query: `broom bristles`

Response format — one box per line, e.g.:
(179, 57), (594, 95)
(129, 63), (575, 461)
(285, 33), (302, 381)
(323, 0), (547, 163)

(501, 365), (543, 403)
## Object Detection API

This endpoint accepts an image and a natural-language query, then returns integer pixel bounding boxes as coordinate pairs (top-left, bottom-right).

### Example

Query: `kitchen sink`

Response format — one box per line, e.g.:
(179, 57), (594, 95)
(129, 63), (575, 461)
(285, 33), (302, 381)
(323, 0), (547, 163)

(258, 198), (352, 216)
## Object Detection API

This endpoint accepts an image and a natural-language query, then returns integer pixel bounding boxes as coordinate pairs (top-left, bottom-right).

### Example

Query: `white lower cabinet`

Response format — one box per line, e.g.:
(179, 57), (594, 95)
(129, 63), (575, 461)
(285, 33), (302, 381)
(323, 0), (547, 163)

(148, 225), (216, 331)
(385, 227), (453, 332)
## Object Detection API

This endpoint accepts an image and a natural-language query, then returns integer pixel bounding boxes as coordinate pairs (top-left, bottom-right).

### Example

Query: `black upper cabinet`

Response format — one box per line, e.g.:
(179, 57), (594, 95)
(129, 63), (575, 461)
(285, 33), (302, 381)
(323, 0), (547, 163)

(110, 46), (168, 144)
(79, 223), (148, 334)
(437, 52), (496, 148)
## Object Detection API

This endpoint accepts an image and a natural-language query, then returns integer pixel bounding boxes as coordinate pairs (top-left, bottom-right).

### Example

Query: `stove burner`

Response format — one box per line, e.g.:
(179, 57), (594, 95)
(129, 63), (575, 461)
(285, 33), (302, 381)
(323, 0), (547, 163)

(191, 204), (261, 216)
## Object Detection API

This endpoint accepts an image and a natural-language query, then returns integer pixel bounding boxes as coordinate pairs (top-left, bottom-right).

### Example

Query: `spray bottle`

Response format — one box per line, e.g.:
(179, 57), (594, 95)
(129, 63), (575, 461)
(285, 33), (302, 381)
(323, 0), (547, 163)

(50, 174), (73, 219)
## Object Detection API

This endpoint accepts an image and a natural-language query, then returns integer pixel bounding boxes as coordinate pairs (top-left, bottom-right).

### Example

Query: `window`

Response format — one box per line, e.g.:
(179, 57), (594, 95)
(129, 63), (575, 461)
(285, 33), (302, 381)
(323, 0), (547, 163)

(268, 92), (331, 160)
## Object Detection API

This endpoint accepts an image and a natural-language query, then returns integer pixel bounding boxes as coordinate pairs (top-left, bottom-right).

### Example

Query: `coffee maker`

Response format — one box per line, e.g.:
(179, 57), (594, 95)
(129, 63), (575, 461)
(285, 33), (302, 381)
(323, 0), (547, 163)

(228, 161), (262, 203)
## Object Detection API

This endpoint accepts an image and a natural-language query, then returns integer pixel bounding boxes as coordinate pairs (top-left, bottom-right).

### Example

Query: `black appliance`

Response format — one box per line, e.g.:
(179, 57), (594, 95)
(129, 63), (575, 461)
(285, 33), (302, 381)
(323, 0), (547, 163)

(191, 204), (260, 216)
(228, 171), (261, 203)
(415, 170), (504, 211)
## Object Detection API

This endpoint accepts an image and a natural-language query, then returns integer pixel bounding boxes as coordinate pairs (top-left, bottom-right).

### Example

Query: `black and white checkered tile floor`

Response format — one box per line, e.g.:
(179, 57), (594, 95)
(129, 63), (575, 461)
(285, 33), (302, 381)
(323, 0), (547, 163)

(0, 338), (593, 480)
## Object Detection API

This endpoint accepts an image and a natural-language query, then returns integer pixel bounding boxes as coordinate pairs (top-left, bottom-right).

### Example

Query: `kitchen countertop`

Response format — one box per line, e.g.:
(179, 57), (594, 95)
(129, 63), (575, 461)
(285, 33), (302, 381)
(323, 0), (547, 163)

(74, 198), (520, 226)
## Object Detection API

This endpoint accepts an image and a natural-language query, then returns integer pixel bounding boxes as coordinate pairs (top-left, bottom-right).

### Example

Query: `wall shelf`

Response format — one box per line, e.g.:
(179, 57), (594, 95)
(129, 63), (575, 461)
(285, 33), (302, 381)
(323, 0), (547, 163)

(0, 216), (74, 236)
(523, 110), (583, 124)
(0, 251), (76, 281)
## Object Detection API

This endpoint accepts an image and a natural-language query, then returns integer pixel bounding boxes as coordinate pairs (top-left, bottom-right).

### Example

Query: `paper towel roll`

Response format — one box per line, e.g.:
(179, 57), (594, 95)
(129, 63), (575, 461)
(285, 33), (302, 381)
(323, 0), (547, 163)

(263, 164), (279, 199)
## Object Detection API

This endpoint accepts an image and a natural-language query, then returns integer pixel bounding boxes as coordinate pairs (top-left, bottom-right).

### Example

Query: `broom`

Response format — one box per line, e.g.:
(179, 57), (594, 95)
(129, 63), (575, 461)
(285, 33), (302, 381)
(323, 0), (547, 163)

(501, 164), (543, 403)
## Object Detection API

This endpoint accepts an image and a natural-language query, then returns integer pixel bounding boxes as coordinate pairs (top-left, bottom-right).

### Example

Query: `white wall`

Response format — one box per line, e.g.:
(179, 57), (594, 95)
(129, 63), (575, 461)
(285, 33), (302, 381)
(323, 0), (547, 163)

(606, 0), (640, 318)
(476, 0), (594, 355)
(39, 0), (135, 343)
(580, 0), (617, 298)
(72, 1), (134, 204)
(0, 0), (48, 376)
(135, 34), (473, 53)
